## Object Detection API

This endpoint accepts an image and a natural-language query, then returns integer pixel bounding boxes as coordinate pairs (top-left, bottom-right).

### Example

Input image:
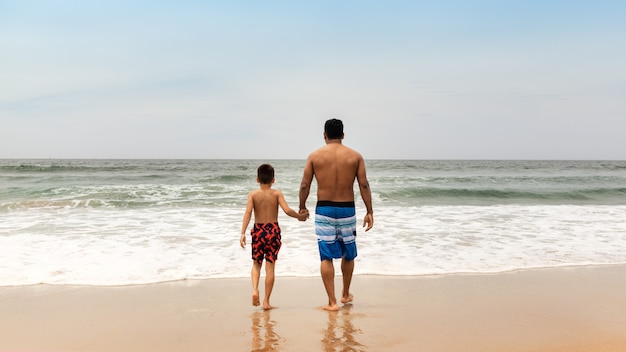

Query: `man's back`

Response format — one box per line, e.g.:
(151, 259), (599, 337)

(309, 143), (363, 202)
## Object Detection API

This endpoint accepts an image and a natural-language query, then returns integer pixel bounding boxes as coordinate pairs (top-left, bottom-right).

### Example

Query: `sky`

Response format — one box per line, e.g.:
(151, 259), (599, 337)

(1, 1), (625, 160)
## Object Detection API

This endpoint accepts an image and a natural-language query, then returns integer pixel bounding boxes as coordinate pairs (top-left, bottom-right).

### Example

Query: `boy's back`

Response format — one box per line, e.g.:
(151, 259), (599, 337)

(249, 187), (282, 223)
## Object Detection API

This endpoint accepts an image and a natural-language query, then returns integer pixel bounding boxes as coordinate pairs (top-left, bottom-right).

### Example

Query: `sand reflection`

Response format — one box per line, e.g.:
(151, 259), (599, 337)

(250, 310), (281, 352)
(322, 305), (366, 352)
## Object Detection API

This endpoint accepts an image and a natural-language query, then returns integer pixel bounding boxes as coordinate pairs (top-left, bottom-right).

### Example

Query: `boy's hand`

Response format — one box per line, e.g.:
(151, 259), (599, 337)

(239, 234), (246, 248)
(299, 210), (309, 221)
(298, 208), (309, 221)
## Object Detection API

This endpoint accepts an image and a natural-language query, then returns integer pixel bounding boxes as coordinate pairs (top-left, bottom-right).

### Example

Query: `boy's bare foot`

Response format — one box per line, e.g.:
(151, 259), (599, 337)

(322, 303), (340, 311)
(263, 303), (274, 310)
(252, 292), (260, 306)
(341, 294), (354, 304)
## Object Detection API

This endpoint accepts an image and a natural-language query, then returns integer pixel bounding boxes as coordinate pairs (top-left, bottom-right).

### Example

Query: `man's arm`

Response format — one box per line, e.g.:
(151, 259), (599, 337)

(299, 157), (314, 217)
(356, 157), (374, 231)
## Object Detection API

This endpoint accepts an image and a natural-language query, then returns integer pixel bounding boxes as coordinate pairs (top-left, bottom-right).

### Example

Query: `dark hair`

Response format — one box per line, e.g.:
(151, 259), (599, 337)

(324, 118), (344, 139)
(257, 164), (274, 184)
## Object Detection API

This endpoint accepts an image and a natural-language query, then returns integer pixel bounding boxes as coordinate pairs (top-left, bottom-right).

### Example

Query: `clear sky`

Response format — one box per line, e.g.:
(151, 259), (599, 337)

(1, 1), (625, 159)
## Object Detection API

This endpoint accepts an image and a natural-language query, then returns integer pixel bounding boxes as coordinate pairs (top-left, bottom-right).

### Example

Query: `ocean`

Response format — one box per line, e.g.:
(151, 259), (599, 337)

(1, 159), (625, 286)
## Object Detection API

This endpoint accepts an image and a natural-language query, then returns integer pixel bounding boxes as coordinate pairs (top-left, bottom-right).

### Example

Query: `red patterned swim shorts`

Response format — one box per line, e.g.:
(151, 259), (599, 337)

(251, 222), (282, 264)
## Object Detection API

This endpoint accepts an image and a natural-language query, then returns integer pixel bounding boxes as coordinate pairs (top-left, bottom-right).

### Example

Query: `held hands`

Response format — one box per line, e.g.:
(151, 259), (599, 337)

(298, 208), (310, 221)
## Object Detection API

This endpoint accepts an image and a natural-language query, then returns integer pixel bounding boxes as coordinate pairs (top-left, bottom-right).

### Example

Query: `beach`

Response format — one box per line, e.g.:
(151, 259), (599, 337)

(2, 265), (626, 351)
(2, 160), (626, 350)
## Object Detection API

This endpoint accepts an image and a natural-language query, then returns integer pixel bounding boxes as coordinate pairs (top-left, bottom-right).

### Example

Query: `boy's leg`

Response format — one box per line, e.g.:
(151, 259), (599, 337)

(263, 260), (275, 310)
(261, 223), (281, 310)
(251, 261), (262, 306)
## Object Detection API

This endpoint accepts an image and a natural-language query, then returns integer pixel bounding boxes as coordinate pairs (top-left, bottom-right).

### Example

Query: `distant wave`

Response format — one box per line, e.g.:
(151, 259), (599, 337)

(0, 164), (143, 173)
(379, 187), (626, 205)
(0, 199), (105, 210)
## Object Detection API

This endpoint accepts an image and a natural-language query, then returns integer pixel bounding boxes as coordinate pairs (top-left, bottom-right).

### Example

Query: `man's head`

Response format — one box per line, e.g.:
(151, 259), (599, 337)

(257, 164), (275, 184)
(324, 118), (344, 140)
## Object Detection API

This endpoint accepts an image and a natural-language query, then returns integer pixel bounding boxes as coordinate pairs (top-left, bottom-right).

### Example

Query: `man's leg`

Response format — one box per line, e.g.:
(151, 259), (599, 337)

(341, 258), (354, 304)
(320, 259), (339, 311)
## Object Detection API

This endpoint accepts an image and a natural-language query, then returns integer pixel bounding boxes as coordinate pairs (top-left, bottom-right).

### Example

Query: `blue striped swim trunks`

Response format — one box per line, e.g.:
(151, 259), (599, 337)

(315, 200), (357, 261)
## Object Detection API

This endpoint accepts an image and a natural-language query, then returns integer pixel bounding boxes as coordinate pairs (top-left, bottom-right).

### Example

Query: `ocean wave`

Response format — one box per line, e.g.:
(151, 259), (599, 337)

(0, 163), (141, 173)
(0, 185), (249, 211)
(0, 199), (106, 210)
(379, 187), (626, 205)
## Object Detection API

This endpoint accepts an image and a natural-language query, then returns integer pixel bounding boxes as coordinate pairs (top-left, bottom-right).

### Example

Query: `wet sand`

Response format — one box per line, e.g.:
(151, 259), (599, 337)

(1, 265), (626, 351)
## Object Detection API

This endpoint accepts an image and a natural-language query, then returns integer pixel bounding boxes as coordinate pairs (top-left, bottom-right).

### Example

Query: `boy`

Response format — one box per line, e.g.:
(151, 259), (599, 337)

(240, 164), (308, 310)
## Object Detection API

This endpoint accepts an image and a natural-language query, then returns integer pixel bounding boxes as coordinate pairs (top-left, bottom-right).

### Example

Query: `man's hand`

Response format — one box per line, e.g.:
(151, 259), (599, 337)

(363, 213), (374, 232)
(299, 208), (309, 221)
(298, 209), (309, 221)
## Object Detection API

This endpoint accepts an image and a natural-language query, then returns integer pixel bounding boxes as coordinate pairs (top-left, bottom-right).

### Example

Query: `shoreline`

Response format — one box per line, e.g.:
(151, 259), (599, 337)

(5, 262), (626, 288)
(2, 265), (626, 351)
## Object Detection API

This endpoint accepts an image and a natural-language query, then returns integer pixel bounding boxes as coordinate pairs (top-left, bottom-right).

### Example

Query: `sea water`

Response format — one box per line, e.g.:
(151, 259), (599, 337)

(1, 159), (625, 286)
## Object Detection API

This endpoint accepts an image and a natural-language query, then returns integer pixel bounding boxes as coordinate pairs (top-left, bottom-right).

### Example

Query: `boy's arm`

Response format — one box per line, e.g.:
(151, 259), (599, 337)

(240, 193), (254, 248)
(278, 190), (308, 221)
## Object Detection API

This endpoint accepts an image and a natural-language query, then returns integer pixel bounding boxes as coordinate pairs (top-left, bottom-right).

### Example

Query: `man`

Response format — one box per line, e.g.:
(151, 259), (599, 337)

(299, 118), (374, 311)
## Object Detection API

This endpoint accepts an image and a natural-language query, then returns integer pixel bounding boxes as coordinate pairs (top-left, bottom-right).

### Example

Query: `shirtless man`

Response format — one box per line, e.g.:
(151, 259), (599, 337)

(299, 118), (374, 311)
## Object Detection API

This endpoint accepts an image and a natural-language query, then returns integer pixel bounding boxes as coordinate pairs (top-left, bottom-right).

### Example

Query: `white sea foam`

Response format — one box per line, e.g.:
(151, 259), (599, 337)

(2, 203), (626, 286)
(356, 204), (626, 276)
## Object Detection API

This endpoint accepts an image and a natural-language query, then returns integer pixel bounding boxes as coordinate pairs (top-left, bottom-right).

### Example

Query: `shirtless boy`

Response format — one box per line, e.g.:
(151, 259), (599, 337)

(240, 163), (308, 310)
(299, 118), (374, 311)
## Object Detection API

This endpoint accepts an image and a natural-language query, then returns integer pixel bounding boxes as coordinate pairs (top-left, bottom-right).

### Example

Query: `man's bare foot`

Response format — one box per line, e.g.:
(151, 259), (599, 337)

(252, 292), (260, 306)
(341, 294), (354, 304)
(263, 303), (274, 310)
(322, 303), (340, 311)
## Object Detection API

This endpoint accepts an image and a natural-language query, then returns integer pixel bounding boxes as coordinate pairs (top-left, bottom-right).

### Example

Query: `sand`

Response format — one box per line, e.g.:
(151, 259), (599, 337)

(1, 265), (626, 351)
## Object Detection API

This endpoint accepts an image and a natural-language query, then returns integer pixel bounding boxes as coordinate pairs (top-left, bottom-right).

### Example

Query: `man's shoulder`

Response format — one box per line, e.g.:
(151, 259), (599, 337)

(307, 147), (326, 162)
(334, 144), (362, 160)
(310, 143), (356, 155)
(310, 144), (330, 155)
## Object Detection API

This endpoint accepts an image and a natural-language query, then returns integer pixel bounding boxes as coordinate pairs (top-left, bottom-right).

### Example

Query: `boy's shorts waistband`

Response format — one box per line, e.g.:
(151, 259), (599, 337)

(316, 201), (355, 208)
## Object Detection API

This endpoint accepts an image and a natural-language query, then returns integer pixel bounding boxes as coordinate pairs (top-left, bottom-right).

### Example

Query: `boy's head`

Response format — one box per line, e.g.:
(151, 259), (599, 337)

(324, 118), (344, 140)
(257, 164), (275, 184)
